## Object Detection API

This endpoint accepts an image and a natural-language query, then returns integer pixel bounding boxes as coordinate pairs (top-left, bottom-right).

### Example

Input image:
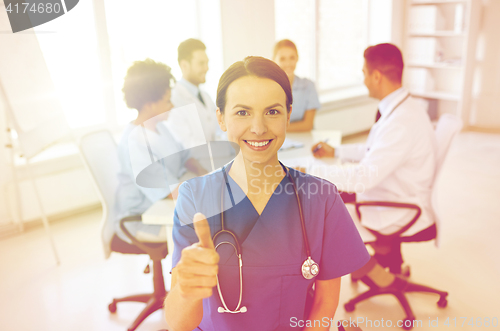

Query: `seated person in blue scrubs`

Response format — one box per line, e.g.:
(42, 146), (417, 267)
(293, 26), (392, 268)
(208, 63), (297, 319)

(164, 56), (370, 331)
(273, 39), (321, 132)
(113, 59), (206, 250)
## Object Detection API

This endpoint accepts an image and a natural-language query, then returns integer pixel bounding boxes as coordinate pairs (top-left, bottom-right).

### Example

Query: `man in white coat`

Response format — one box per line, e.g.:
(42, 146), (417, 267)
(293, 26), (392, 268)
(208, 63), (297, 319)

(311, 43), (437, 274)
(167, 38), (219, 149)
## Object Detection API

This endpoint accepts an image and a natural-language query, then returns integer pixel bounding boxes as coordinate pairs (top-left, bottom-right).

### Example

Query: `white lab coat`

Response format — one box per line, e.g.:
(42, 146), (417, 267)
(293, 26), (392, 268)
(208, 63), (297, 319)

(167, 83), (219, 149)
(311, 88), (437, 236)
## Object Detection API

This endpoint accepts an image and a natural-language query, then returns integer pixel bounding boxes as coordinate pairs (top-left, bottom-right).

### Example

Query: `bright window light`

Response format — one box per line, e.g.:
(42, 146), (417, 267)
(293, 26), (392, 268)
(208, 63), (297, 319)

(274, 0), (316, 81)
(104, 0), (224, 126)
(35, 0), (105, 129)
(275, 0), (392, 100)
(35, 0), (223, 130)
(318, 0), (369, 92)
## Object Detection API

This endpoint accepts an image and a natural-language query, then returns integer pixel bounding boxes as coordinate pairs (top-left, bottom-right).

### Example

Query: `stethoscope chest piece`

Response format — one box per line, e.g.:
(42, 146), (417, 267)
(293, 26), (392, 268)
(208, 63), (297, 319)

(301, 256), (320, 279)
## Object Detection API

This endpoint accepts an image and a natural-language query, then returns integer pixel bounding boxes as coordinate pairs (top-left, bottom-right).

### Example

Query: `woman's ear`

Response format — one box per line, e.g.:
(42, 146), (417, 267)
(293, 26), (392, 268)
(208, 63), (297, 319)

(216, 108), (227, 132)
(286, 106), (292, 127)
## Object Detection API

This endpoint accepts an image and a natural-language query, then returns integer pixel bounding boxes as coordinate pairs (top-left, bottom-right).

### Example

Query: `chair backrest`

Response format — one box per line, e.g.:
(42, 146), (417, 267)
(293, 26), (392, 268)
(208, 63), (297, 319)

(434, 114), (463, 178)
(431, 114), (462, 246)
(79, 130), (120, 258)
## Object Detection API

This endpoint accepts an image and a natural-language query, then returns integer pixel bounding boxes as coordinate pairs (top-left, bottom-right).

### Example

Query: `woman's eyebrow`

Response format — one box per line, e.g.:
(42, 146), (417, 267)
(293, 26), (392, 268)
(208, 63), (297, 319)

(233, 104), (252, 110)
(265, 103), (284, 110)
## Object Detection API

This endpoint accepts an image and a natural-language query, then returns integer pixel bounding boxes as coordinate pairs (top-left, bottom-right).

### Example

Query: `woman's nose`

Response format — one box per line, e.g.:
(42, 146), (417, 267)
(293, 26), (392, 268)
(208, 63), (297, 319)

(250, 116), (267, 135)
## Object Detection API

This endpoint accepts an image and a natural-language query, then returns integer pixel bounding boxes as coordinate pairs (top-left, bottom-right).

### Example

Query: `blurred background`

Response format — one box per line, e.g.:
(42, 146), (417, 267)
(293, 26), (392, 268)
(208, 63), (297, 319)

(0, 1), (499, 330)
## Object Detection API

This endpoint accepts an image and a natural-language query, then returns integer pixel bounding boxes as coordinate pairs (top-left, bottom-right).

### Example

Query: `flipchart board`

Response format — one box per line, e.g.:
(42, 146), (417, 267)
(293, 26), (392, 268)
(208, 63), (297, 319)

(0, 8), (70, 160)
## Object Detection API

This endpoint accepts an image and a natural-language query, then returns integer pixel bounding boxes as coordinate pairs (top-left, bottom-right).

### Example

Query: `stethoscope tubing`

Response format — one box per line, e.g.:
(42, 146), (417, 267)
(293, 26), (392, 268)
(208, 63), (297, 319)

(213, 162), (318, 313)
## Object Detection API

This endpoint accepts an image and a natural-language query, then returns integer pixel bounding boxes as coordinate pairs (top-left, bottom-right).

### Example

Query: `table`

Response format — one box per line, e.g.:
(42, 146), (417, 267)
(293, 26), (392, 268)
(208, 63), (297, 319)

(142, 199), (176, 254)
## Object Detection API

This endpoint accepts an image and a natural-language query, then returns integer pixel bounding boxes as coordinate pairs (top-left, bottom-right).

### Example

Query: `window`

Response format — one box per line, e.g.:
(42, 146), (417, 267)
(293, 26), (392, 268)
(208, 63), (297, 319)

(35, 0), (223, 130)
(104, 0), (224, 126)
(274, 0), (316, 81)
(275, 0), (393, 103)
(35, 0), (105, 129)
(317, 0), (369, 92)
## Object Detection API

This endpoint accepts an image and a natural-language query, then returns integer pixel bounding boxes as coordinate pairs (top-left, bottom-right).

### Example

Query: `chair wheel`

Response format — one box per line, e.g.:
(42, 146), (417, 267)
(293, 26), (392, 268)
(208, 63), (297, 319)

(437, 298), (448, 308)
(108, 302), (117, 313)
(402, 265), (411, 278)
(344, 302), (355, 312)
(402, 318), (414, 330)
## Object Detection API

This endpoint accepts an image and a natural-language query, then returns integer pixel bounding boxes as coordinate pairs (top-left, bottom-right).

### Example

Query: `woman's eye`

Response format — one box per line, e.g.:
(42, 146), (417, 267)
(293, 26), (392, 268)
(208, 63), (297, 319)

(236, 110), (248, 116)
(268, 109), (280, 115)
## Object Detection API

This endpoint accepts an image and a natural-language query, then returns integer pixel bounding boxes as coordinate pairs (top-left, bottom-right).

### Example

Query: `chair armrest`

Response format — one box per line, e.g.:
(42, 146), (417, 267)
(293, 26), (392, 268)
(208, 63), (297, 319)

(119, 217), (164, 254)
(354, 201), (422, 239)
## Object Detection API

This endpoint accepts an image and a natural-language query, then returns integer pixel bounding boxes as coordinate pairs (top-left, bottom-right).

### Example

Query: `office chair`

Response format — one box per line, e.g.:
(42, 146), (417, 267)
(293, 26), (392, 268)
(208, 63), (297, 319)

(79, 130), (169, 331)
(344, 114), (462, 330)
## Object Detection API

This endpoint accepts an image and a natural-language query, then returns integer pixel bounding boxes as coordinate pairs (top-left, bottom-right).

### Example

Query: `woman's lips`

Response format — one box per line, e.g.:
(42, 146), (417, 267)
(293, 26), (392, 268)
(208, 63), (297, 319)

(244, 139), (273, 151)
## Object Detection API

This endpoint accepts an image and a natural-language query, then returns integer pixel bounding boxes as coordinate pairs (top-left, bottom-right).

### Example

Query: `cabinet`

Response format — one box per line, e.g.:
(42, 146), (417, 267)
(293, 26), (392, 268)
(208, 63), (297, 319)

(403, 0), (481, 125)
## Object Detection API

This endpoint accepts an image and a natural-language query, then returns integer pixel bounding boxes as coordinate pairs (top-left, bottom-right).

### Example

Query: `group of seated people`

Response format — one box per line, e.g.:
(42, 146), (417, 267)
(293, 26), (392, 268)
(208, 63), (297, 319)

(111, 38), (437, 330)
(113, 38), (323, 249)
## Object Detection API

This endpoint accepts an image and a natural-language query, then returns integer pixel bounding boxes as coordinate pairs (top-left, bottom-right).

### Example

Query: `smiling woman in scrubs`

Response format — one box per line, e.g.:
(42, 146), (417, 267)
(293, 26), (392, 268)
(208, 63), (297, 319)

(164, 57), (369, 331)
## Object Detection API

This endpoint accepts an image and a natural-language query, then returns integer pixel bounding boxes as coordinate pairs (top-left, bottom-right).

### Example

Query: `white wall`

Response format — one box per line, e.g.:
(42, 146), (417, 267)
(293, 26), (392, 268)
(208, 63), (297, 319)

(0, 88), (15, 225)
(7, 166), (99, 222)
(315, 101), (378, 136)
(470, 0), (500, 129)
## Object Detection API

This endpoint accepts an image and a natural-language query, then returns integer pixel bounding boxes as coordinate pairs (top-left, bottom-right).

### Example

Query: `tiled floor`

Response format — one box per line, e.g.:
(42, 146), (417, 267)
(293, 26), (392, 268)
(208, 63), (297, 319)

(0, 131), (499, 331)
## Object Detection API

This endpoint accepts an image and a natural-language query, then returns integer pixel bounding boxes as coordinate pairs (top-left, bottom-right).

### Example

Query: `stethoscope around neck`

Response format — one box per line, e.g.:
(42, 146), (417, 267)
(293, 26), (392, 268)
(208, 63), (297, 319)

(214, 162), (319, 314)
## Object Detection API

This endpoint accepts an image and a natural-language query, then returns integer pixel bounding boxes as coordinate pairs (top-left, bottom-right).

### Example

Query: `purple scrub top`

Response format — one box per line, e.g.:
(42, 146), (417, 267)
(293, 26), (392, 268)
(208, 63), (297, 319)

(172, 164), (370, 331)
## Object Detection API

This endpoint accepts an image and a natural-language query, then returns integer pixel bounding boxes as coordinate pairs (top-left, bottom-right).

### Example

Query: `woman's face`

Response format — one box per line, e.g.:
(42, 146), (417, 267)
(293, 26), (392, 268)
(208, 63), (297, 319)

(273, 47), (298, 79)
(149, 89), (174, 120)
(217, 76), (290, 166)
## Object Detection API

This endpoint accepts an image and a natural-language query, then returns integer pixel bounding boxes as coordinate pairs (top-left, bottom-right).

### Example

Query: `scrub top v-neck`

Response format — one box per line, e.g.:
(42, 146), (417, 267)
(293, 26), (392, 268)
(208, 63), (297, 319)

(172, 164), (370, 331)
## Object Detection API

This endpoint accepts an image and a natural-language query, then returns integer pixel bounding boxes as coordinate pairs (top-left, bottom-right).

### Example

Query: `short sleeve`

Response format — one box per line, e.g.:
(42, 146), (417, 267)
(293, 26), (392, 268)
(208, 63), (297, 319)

(317, 191), (370, 280)
(306, 80), (321, 111)
(171, 181), (199, 270)
(117, 141), (171, 203)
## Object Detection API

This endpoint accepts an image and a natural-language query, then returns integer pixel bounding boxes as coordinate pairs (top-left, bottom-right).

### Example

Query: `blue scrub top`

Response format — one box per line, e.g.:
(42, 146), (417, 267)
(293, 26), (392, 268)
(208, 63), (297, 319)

(172, 164), (370, 331)
(290, 76), (321, 123)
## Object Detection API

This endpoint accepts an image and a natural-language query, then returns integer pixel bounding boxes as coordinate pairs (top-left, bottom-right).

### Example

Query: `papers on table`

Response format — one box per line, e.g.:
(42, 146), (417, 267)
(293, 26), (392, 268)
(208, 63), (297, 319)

(311, 130), (342, 147)
(279, 138), (304, 151)
(282, 155), (333, 170)
(142, 199), (176, 225)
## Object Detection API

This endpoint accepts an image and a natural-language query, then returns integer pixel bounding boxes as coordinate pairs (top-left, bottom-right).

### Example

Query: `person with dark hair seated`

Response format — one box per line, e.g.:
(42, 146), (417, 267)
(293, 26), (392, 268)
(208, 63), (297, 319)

(310, 43), (437, 274)
(113, 58), (206, 250)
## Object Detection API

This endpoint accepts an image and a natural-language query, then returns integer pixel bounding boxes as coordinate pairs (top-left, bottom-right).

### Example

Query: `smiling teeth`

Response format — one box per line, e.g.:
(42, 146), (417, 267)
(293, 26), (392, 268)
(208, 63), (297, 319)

(247, 140), (270, 147)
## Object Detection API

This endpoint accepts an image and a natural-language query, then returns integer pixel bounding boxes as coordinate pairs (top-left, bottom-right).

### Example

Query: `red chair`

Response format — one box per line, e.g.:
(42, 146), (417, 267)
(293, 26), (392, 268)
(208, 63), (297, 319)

(344, 114), (463, 330)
